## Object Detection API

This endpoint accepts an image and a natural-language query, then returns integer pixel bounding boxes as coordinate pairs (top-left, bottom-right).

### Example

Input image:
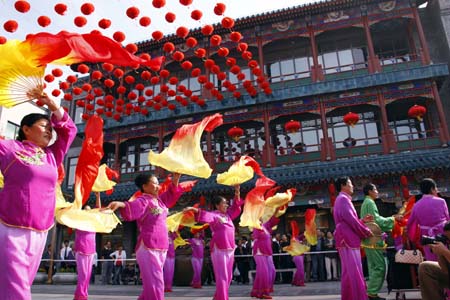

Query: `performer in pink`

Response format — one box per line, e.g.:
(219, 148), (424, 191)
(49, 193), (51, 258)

(291, 234), (306, 287)
(163, 231), (177, 292)
(407, 178), (449, 261)
(333, 176), (373, 300)
(185, 185), (243, 300)
(189, 230), (205, 288)
(250, 216), (279, 299)
(0, 94), (77, 300)
(107, 172), (183, 300)
(73, 211), (96, 300)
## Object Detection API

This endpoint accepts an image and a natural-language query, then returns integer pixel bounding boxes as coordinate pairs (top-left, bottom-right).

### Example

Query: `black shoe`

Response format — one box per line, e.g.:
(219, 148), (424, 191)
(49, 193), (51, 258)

(368, 295), (386, 300)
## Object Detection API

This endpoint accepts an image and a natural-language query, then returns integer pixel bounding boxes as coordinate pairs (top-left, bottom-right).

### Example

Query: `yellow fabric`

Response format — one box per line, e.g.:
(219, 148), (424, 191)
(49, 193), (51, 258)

(0, 171), (3, 188)
(55, 185), (71, 209)
(148, 114), (223, 178)
(216, 155), (254, 186)
(261, 189), (295, 223)
(283, 239), (310, 256)
(55, 206), (121, 233)
(174, 234), (189, 249)
(92, 164), (117, 192)
(166, 211), (196, 233)
(0, 40), (45, 107)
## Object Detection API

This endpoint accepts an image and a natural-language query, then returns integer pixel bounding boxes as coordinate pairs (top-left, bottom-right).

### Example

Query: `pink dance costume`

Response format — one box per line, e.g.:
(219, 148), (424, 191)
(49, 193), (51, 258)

(189, 236), (204, 288)
(251, 217), (278, 299)
(0, 109), (76, 300)
(195, 198), (244, 300)
(119, 184), (183, 300)
(333, 191), (372, 300)
(73, 229), (96, 300)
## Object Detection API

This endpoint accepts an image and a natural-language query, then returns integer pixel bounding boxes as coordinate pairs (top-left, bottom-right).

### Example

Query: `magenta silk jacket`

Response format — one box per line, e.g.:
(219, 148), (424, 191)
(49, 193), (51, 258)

(0, 111), (76, 231)
(74, 229), (96, 255)
(196, 198), (244, 251)
(120, 184), (183, 251)
(189, 237), (204, 259)
(252, 217), (279, 256)
(407, 194), (450, 237)
(333, 192), (371, 249)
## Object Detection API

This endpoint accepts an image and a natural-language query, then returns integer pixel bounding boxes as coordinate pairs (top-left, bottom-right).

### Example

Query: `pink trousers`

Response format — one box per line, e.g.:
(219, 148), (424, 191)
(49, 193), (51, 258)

(251, 255), (274, 297)
(292, 255), (305, 286)
(136, 245), (167, 300)
(163, 256), (175, 291)
(191, 257), (203, 287)
(74, 253), (95, 300)
(211, 248), (234, 300)
(0, 222), (47, 300)
(338, 247), (367, 300)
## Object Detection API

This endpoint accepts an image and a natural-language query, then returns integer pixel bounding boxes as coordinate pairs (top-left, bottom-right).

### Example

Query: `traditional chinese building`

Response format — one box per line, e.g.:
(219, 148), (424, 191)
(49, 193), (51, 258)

(64, 0), (450, 250)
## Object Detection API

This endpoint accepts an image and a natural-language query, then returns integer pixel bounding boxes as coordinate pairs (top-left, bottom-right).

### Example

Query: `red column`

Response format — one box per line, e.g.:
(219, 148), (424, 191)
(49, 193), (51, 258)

(319, 101), (334, 161)
(262, 107), (275, 167)
(114, 134), (121, 174)
(411, 6), (431, 65)
(308, 26), (324, 82)
(377, 90), (397, 153)
(362, 16), (381, 73)
(431, 82), (450, 144)
(407, 19), (418, 61)
(256, 36), (264, 73)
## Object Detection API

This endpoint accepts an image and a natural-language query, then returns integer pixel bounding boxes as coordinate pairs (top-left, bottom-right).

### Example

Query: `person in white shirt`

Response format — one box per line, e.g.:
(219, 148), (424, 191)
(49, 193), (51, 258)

(60, 240), (73, 269)
(110, 246), (126, 285)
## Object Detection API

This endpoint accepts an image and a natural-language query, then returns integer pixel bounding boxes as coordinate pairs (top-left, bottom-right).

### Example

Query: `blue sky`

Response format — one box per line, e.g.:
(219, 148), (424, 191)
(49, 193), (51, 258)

(2, 0), (317, 43)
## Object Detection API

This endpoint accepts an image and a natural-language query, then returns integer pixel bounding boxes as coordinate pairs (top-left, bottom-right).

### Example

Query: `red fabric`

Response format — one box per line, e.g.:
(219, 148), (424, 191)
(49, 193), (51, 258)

(57, 164), (65, 185)
(245, 176), (276, 205)
(290, 220), (300, 239)
(243, 155), (263, 176)
(74, 115), (104, 205)
(24, 31), (164, 69)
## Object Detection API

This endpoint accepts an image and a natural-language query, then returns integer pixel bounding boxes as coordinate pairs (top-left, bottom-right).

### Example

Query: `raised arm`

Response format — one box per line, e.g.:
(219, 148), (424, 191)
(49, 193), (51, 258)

(41, 95), (77, 166)
(228, 185), (244, 220)
(160, 173), (184, 208)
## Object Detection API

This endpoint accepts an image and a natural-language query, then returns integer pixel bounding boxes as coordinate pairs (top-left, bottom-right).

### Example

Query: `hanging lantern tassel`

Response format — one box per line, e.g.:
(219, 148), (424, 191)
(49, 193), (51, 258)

(343, 112), (359, 127)
(227, 126), (244, 142)
(408, 104), (426, 121)
(284, 120), (301, 134)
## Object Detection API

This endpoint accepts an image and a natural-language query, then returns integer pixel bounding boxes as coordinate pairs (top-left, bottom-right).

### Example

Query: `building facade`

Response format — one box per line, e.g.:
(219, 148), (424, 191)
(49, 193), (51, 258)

(63, 0), (450, 251)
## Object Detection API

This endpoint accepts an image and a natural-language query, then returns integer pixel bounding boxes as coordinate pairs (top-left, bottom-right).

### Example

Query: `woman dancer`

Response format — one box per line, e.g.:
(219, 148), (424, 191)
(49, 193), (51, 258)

(0, 94), (76, 299)
(184, 185), (243, 300)
(107, 172), (183, 300)
(250, 216), (279, 299)
(189, 230), (205, 288)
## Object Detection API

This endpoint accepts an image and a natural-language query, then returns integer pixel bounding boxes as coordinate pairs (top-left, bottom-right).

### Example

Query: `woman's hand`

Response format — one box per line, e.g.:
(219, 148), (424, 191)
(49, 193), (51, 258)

(362, 214), (374, 223)
(103, 201), (125, 212)
(234, 185), (240, 198)
(36, 93), (59, 111)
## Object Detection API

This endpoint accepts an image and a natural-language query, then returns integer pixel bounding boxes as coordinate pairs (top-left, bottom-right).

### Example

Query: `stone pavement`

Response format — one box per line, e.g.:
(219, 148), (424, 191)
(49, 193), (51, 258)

(31, 281), (422, 300)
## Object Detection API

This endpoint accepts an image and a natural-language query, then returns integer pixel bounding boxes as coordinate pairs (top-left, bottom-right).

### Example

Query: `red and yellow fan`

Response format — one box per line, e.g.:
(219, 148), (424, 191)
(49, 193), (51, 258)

(0, 40), (45, 107)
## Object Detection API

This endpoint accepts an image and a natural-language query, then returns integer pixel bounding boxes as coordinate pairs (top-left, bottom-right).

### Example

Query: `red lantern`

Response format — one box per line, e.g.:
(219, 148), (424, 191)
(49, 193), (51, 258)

(227, 126), (244, 142)
(343, 112), (359, 127)
(408, 104), (426, 121)
(285, 120), (301, 133)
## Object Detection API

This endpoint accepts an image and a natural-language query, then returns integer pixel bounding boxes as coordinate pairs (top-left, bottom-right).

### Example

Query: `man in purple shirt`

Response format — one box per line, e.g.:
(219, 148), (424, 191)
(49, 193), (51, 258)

(333, 176), (373, 300)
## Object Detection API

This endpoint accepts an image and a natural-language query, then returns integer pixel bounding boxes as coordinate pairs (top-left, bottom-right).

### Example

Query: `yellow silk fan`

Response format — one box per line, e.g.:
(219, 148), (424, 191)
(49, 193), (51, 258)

(0, 40), (45, 107)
